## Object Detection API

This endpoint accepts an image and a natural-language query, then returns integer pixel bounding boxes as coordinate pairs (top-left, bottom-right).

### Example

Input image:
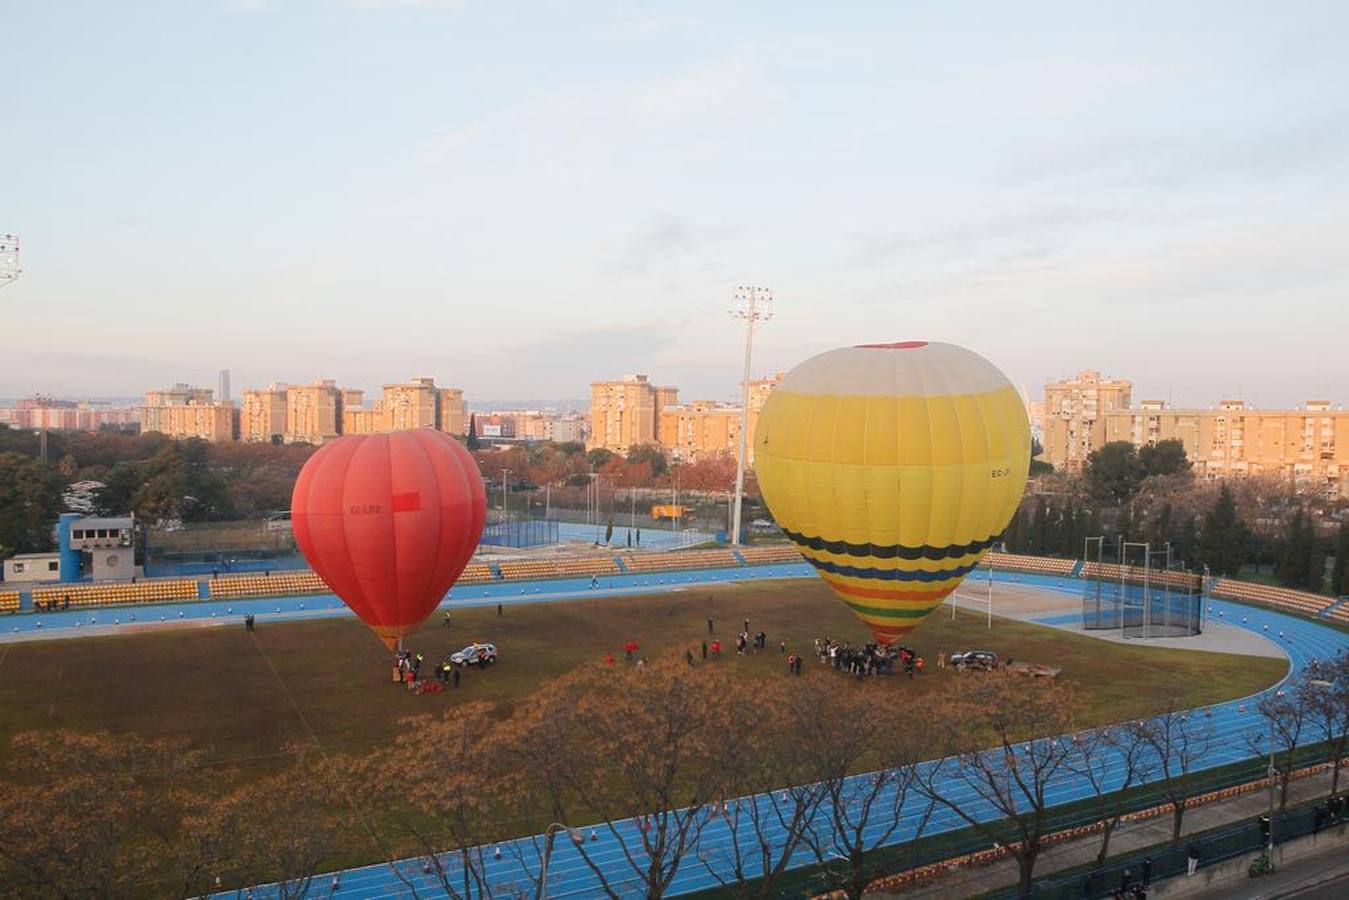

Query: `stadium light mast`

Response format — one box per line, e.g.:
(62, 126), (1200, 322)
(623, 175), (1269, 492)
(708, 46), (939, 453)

(730, 285), (772, 546)
(0, 233), (19, 289)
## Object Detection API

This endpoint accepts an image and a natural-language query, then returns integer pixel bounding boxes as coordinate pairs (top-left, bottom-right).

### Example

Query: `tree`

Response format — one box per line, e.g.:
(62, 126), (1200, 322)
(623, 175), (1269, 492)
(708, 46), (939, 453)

(695, 678), (828, 898)
(1333, 523), (1348, 596)
(358, 706), (501, 899)
(1197, 483), (1248, 577)
(0, 731), (215, 897)
(214, 745), (349, 899)
(1131, 696), (1215, 841)
(586, 447), (616, 470)
(1067, 724), (1153, 865)
(916, 673), (1079, 893)
(466, 414), (481, 451)
(1084, 442), (1143, 506)
(626, 444), (669, 479)
(1276, 508), (1325, 592)
(0, 452), (65, 555)
(1138, 439), (1192, 478)
(497, 658), (728, 899)
(797, 678), (933, 900)
(1301, 652), (1349, 795)
(1248, 688), (1310, 810)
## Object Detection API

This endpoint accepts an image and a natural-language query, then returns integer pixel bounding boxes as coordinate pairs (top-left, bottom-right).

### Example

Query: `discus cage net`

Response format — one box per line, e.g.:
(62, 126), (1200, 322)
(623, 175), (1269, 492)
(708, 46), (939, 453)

(1081, 537), (1204, 638)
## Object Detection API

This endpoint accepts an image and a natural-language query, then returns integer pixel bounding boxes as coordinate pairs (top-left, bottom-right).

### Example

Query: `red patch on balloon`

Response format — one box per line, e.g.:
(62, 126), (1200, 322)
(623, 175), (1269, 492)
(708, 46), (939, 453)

(391, 492), (421, 513)
(855, 341), (928, 350)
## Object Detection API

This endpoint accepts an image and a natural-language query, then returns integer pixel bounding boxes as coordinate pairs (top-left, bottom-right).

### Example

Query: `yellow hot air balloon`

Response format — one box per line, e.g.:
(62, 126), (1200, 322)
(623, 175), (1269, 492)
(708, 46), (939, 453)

(754, 341), (1029, 644)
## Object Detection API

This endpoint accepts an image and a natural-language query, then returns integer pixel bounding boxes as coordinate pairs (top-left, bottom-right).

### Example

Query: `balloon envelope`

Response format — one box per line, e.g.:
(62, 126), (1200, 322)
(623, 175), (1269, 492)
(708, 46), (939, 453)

(291, 430), (486, 650)
(754, 341), (1029, 644)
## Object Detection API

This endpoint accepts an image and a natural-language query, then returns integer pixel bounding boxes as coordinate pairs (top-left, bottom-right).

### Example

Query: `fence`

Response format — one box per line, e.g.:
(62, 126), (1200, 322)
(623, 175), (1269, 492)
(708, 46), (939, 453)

(142, 521), (307, 577)
(480, 517), (560, 548)
(985, 795), (1346, 898)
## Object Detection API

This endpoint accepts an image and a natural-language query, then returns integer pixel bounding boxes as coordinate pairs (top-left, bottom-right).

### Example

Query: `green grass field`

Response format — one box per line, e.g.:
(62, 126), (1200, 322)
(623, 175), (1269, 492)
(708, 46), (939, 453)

(0, 577), (1287, 780)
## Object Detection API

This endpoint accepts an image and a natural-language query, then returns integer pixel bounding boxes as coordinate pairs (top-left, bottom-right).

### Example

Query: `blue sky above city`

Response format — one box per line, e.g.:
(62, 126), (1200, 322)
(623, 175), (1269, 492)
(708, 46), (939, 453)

(3, 1), (1347, 407)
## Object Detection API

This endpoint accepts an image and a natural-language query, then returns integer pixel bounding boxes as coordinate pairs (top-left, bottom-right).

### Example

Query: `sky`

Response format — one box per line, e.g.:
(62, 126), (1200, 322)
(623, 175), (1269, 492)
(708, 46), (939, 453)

(2, 1), (1347, 409)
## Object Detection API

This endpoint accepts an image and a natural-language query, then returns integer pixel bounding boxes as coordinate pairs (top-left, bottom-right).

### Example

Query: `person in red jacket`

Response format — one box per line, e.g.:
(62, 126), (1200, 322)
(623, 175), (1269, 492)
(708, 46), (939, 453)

(603, 651), (614, 667)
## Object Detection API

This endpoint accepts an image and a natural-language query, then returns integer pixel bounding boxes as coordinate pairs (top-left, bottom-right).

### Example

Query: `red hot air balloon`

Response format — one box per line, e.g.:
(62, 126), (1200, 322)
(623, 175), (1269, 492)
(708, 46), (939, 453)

(291, 430), (486, 651)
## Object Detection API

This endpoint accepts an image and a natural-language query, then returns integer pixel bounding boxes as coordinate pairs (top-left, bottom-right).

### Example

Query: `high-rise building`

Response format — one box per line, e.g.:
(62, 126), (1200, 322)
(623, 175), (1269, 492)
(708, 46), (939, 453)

(240, 384), (289, 443)
(438, 388), (467, 436)
(382, 378), (440, 431)
(140, 384), (235, 442)
(285, 380), (342, 445)
(659, 401), (741, 459)
(144, 383), (214, 409)
(218, 369), (231, 404)
(341, 404), (381, 435)
(544, 414), (585, 444)
(1103, 399), (1349, 498)
(589, 375), (676, 451)
(745, 373), (782, 464)
(1043, 370), (1134, 471)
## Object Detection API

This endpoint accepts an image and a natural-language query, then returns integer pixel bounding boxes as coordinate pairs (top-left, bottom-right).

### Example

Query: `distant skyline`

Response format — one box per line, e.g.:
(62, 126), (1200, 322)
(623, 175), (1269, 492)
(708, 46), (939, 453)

(3, 1), (1346, 409)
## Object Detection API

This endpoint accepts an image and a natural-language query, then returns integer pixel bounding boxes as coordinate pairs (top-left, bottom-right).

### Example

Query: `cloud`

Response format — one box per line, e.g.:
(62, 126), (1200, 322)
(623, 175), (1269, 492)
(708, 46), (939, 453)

(412, 53), (783, 171)
(344, 0), (465, 9)
(998, 114), (1349, 189)
(610, 214), (736, 276)
(846, 206), (1137, 269)
(413, 121), (490, 165)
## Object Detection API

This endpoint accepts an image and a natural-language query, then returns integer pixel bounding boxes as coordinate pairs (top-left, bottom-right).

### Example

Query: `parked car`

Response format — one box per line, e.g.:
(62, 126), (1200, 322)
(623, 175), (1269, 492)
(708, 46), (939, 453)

(949, 650), (998, 671)
(450, 642), (498, 667)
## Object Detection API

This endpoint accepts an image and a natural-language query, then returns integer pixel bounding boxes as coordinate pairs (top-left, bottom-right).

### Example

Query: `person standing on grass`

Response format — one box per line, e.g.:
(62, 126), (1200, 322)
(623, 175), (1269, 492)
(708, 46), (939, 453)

(743, 617), (749, 634)
(707, 617), (714, 635)
(452, 667), (460, 688)
(701, 640), (708, 659)
(685, 648), (695, 666)
(779, 640), (787, 655)
(604, 651), (614, 667)
(787, 653), (796, 674)
(497, 603), (503, 618)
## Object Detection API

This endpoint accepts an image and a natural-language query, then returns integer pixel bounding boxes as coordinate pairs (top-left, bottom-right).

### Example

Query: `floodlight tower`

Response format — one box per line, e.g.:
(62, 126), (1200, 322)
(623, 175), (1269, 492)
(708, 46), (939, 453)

(0, 234), (19, 289)
(730, 285), (773, 546)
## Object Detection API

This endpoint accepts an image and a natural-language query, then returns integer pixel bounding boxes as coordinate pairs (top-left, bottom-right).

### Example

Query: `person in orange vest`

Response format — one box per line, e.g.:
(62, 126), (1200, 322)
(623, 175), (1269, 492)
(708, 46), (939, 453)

(915, 656), (925, 673)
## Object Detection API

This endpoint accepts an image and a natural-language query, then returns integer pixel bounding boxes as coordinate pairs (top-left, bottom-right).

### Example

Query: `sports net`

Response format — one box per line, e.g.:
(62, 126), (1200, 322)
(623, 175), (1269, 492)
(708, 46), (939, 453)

(1081, 538), (1204, 638)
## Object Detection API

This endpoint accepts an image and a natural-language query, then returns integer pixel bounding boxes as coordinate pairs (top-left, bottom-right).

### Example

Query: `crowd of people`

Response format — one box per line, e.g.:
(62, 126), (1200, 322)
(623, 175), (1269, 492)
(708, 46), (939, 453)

(393, 648), (462, 692)
(813, 637), (924, 678)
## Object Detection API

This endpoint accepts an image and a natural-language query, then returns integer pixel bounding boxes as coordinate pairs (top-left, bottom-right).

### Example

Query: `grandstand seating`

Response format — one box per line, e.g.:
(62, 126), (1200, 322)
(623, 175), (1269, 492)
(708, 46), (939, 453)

(622, 549), (740, 573)
(32, 579), (198, 609)
(0, 591), (19, 614)
(738, 545), (804, 566)
(209, 571), (329, 599)
(497, 557), (618, 581)
(458, 563), (497, 585)
(983, 552), (1076, 577)
(1210, 579), (1335, 618)
(1326, 603), (1349, 626)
